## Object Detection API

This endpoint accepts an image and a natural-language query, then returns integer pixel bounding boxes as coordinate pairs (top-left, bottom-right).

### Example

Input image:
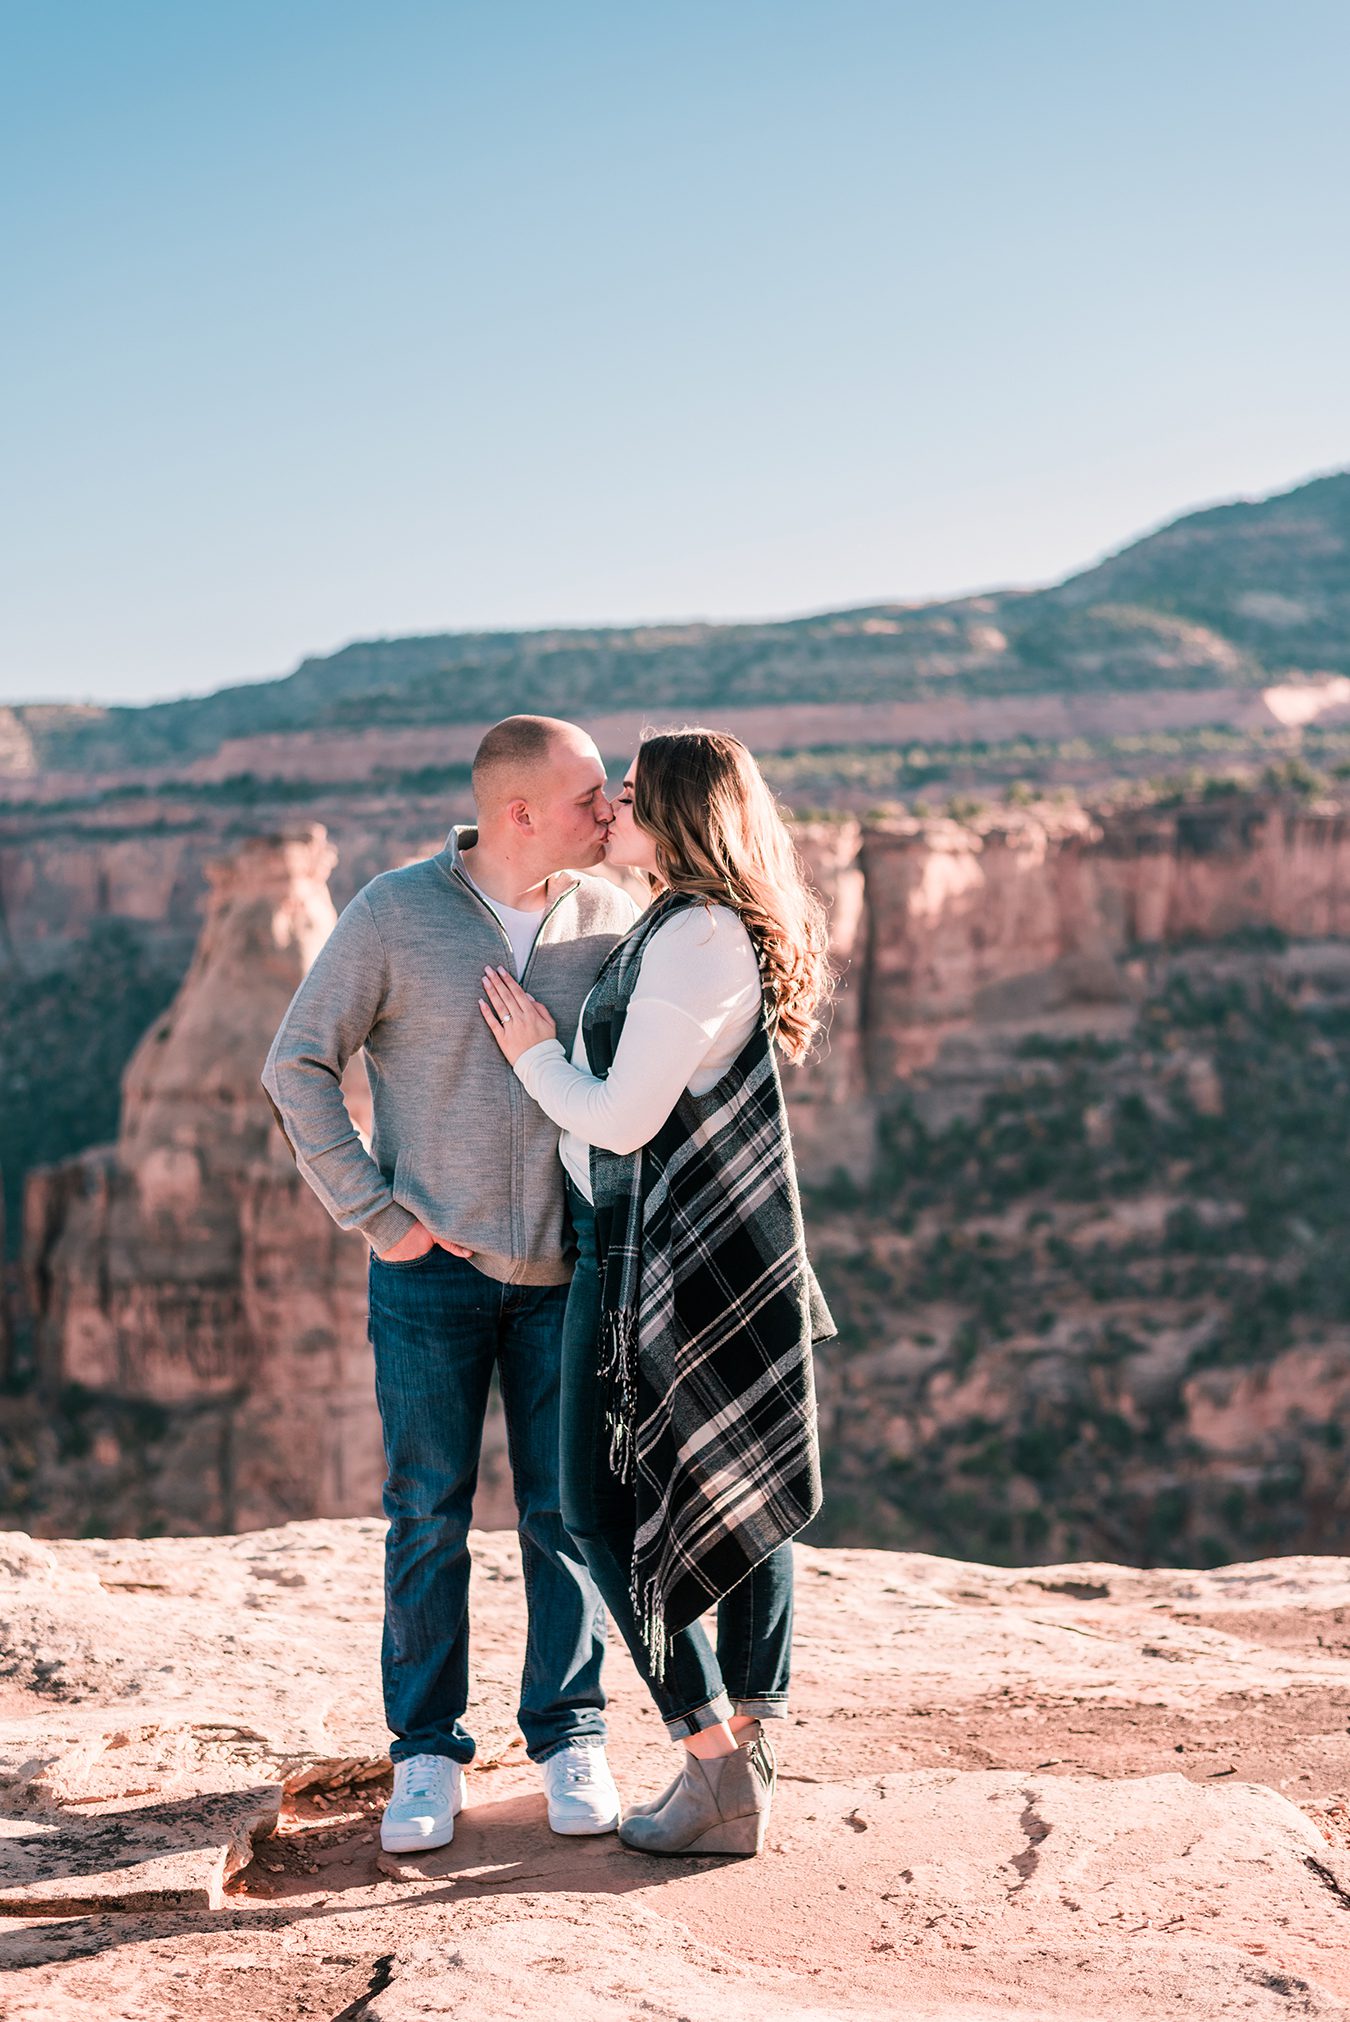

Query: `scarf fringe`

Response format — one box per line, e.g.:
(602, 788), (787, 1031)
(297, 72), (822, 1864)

(632, 1567), (671, 1684)
(598, 1303), (638, 1485)
(601, 1304), (672, 1681)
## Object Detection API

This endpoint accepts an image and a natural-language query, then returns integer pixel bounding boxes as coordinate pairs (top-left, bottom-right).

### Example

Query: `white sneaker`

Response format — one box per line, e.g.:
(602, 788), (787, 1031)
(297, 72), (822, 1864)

(541, 1741), (622, 1835)
(380, 1753), (465, 1853)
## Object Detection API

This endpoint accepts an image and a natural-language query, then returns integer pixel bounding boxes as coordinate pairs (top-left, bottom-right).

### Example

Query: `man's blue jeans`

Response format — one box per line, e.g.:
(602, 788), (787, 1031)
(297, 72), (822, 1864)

(368, 1247), (608, 1766)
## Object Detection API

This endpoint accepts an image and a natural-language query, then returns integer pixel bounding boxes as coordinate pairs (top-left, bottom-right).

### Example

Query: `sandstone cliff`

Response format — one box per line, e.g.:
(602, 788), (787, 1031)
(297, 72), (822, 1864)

(20, 827), (386, 1532)
(14, 793), (1350, 1562)
(12, 789), (1350, 1200)
(793, 799), (1350, 1567)
(786, 793), (1350, 1131)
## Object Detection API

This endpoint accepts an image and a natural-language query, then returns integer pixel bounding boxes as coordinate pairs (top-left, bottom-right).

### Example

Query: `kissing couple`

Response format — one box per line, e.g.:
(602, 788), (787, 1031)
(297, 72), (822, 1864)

(264, 715), (835, 1858)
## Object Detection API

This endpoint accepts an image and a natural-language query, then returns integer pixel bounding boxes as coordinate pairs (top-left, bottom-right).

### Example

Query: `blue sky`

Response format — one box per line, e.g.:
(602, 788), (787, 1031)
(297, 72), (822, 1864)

(2, 0), (1347, 705)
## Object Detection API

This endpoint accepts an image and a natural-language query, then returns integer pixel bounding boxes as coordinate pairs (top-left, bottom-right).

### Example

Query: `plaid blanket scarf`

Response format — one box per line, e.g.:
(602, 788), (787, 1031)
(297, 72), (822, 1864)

(585, 892), (834, 1676)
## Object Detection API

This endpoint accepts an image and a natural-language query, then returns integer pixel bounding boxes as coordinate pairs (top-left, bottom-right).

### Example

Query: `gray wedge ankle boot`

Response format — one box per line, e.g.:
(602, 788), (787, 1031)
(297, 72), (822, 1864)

(620, 1765), (684, 1823)
(744, 1720), (777, 1796)
(617, 1734), (773, 1856)
(625, 1719), (773, 1824)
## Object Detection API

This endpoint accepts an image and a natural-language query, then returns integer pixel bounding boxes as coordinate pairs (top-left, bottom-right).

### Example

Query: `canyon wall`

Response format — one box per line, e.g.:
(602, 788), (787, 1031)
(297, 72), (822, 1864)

(12, 787), (1350, 1103)
(15, 789), (1350, 1547)
(856, 794), (1350, 1084)
(0, 794), (451, 948)
(20, 826), (389, 1532)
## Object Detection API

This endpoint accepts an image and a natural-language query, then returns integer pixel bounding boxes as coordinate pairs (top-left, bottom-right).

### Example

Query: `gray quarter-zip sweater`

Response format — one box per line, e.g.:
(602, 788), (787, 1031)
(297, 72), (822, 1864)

(262, 827), (639, 1284)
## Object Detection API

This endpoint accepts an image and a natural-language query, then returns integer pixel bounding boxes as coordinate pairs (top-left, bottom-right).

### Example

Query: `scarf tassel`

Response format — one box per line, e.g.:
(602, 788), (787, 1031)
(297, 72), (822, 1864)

(632, 1567), (671, 1684)
(598, 1304), (638, 1485)
(599, 1304), (672, 1680)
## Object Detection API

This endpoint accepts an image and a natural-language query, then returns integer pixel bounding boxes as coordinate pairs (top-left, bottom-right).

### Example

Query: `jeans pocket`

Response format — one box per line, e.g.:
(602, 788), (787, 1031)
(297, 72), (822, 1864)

(374, 1246), (439, 1271)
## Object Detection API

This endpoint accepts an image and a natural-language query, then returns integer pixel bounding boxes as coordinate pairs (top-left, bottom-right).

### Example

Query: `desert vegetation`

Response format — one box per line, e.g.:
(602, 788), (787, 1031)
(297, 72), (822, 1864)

(0, 923), (186, 1243)
(808, 944), (1350, 1564)
(4, 473), (1347, 776)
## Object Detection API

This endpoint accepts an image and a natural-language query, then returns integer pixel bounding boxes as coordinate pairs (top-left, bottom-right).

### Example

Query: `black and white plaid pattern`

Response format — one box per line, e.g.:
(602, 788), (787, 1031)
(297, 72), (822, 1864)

(585, 894), (834, 1676)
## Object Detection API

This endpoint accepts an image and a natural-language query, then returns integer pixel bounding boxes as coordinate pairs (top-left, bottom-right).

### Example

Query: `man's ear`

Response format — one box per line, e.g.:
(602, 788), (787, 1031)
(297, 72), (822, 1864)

(506, 797), (534, 833)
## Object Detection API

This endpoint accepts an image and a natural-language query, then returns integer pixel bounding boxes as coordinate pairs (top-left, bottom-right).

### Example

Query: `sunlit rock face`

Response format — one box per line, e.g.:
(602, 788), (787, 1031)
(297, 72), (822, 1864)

(798, 796), (1350, 1108)
(1092, 798), (1350, 943)
(19, 793), (1350, 1548)
(22, 826), (390, 1532)
(11, 790), (1350, 1189)
(856, 807), (1107, 1087)
(119, 825), (348, 1169)
(780, 818), (874, 1179)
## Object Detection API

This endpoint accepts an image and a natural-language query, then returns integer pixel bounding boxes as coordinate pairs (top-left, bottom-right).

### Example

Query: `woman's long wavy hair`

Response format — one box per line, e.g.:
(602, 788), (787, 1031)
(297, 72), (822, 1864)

(632, 728), (832, 1063)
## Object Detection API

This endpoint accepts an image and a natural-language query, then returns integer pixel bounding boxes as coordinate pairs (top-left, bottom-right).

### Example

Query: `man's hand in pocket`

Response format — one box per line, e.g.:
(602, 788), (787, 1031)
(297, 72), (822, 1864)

(380, 1220), (473, 1263)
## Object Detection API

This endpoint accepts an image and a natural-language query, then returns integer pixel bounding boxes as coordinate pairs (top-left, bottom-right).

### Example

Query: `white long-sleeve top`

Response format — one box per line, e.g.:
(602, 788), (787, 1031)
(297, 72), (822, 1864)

(513, 903), (763, 1202)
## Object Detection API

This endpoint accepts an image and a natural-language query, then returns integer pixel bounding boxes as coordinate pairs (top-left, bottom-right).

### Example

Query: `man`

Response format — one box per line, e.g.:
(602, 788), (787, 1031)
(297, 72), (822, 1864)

(263, 715), (638, 1852)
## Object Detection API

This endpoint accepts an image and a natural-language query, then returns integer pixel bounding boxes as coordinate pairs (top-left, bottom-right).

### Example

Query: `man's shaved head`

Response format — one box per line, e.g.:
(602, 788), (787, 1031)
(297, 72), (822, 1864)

(472, 715), (589, 813)
(464, 714), (611, 877)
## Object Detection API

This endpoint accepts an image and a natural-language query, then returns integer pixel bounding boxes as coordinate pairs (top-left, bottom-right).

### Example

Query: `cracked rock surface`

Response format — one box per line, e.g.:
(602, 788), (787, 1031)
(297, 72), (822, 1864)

(5, 1522), (1350, 2017)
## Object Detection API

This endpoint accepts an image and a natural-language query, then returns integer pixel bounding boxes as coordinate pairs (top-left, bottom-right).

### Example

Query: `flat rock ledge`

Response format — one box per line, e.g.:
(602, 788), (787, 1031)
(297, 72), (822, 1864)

(4, 1523), (1350, 2019)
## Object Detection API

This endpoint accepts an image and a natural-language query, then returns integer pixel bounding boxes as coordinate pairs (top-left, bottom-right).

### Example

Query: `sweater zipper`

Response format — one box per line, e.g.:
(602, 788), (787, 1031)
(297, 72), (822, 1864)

(452, 865), (582, 958)
(452, 867), (580, 1278)
(450, 868), (581, 975)
(452, 868), (515, 963)
(521, 877), (581, 985)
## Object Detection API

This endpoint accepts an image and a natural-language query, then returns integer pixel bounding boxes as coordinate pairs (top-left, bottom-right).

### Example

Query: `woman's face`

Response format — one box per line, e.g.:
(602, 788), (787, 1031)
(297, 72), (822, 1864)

(604, 756), (661, 874)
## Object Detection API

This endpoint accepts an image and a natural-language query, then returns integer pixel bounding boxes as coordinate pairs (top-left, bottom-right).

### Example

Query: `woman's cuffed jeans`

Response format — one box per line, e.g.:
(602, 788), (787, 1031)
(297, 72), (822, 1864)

(368, 1246), (608, 1766)
(558, 1182), (793, 1740)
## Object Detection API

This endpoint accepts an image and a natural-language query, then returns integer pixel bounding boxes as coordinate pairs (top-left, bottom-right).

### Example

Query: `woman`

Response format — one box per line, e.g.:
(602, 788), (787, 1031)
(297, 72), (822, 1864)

(479, 727), (834, 1856)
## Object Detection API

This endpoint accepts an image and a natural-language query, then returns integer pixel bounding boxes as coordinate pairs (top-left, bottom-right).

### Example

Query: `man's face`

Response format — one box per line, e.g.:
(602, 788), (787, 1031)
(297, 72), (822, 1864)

(524, 740), (612, 869)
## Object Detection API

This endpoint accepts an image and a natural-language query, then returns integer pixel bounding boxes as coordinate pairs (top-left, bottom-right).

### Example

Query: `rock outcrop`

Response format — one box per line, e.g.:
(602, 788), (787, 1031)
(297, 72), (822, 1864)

(19, 796), (1350, 1556)
(1095, 794), (1350, 941)
(778, 818), (875, 1173)
(11, 782), (1350, 1203)
(858, 805), (1105, 1087)
(21, 827), (387, 1532)
(816, 792), (1350, 1116)
(4, 1521), (1350, 2018)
